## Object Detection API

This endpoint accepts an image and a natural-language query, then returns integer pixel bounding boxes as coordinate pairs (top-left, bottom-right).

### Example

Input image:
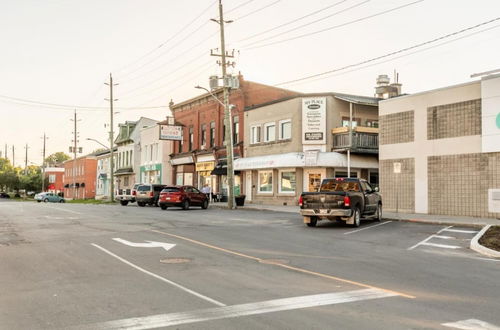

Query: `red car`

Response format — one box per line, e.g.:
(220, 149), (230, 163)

(158, 186), (209, 210)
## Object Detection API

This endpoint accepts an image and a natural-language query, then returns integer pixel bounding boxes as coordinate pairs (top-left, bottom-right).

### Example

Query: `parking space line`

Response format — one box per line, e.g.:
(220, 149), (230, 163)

(420, 242), (461, 249)
(91, 243), (226, 307)
(442, 318), (500, 329)
(71, 288), (397, 330)
(442, 229), (479, 234)
(343, 221), (393, 235)
(434, 235), (454, 239)
(151, 229), (415, 299)
(408, 226), (453, 250)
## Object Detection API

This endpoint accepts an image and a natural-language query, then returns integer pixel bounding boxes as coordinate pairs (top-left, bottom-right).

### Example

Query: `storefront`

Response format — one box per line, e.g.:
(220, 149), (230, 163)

(211, 160), (242, 196)
(140, 163), (162, 184)
(195, 159), (215, 192)
(170, 155), (194, 186)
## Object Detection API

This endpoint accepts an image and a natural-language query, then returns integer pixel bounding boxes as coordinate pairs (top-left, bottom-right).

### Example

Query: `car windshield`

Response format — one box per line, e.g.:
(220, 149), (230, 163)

(162, 187), (180, 193)
(137, 185), (151, 191)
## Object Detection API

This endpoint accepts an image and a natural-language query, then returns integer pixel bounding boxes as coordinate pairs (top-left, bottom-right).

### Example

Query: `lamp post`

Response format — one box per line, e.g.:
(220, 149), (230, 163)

(195, 85), (236, 209)
(87, 138), (114, 201)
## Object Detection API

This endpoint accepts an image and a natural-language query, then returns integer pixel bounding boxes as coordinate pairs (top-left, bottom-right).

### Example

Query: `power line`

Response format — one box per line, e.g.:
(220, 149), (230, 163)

(243, 0), (425, 50)
(236, 0), (349, 42)
(274, 16), (500, 87)
(225, 0), (255, 14)
(233, 0), (282, 21)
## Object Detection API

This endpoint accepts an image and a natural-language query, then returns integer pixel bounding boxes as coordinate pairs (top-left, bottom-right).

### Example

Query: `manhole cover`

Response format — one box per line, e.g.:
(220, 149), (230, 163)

(160, 258), (191, 264)
(259, 259), (289, 265)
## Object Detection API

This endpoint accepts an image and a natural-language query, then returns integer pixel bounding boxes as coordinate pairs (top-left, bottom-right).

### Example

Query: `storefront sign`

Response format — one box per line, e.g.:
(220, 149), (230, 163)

(159, 124), (183, 141)
(170, 156), (194, 165)
(481, 75), (500, 152)
(302, 97), (326, 145)
(141, 163), (162, 172)
(195, 161), (215, 172)
(304, 150), (319, 166)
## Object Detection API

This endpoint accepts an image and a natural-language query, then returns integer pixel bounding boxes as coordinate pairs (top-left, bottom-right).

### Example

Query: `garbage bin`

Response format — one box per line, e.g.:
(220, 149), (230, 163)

(235, 195), (246, 206)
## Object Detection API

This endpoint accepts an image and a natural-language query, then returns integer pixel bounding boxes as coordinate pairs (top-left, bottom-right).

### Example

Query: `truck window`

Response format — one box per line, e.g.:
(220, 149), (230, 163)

(320, 180), (359, 192)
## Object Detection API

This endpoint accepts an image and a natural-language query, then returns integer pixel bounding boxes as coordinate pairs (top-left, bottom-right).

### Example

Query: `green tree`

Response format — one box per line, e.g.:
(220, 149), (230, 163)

(44, 152), (70, 166)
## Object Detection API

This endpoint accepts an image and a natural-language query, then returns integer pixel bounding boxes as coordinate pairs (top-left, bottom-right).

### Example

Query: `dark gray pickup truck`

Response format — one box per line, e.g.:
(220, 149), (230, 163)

(299, 178), (382, 227)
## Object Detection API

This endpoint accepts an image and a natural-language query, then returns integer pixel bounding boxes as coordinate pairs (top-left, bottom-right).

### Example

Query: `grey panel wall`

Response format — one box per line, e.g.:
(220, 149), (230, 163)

(427, 99), (481, 140)
(380, 158), (415, 213)
(379, 110), (414, 145)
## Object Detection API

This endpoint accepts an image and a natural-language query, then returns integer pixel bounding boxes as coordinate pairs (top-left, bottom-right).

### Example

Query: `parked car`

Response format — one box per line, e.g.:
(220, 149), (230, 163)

(136, 184), (167, 207)
(116, 183), (141, 206)
(299, 177), (382, 227)
(159, 186), (209, 210)
(34, 192), (65, 203)
(0, 192), (10, 198)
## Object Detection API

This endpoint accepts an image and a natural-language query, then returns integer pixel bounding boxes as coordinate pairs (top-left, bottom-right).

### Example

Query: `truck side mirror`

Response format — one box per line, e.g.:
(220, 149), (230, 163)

(374, 186), (379, 192)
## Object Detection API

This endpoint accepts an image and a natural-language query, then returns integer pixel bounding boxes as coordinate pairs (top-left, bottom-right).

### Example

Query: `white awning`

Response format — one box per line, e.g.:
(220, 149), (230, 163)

(234, 152), (378, 170)
(170, 156), (194, 165)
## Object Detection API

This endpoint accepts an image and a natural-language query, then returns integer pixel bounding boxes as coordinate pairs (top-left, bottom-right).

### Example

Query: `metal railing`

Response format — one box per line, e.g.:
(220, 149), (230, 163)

(333, 132), (379, 152)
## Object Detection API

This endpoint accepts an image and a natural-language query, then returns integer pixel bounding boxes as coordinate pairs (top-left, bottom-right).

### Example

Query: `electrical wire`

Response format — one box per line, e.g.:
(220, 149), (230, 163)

(225, 0), (255, 14)
(243, 0), (424, 50)
(233, 0), (282, 21)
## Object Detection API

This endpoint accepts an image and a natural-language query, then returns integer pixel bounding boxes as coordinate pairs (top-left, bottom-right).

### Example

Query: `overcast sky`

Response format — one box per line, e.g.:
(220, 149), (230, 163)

(0, 0), (499, 165)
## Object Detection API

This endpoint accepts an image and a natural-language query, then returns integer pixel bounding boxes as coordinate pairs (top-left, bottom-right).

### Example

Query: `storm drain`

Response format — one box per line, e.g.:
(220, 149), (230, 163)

(160, 258), (191, 264)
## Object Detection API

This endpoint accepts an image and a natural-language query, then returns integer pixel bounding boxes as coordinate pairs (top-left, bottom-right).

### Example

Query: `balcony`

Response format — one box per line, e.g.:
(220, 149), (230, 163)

(332, 126), (379, 154)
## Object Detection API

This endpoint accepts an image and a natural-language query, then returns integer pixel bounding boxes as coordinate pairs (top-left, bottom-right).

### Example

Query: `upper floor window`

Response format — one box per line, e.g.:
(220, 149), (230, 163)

(251, 125), (261, 144)
(366, 120), (379, 128)
(279, 119), (291, 140)
(264, 122), (276, 142)
(342, 117), (360, 128)
(201, 124), (207, 147)
(188, 127), (194, 151)
(210, 122), (215, 147)
(233, 116), (239, 144)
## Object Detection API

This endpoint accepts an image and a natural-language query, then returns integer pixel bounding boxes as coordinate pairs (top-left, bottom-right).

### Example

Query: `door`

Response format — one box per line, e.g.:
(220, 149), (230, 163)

(360, 181), (377, 213)
(245, 172), (252, 201)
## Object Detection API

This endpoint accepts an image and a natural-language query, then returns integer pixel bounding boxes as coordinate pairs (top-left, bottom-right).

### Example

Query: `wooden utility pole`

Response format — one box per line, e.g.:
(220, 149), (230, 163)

(24, 144), (29, 175)
(70, 110), (80, 199)
(41, 133), (47, 192)
(105, 73), (118, 202)
(12, 145), (15, 167)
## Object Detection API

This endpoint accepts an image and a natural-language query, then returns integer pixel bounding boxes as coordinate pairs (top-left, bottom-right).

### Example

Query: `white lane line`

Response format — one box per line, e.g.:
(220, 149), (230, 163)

(408, 226), (453, 250)
(420, 242), (461, 249)
(442, 229), (478, 234)
(41, 205), (83, 215)
(344, 221), (392, 235)
(71, 288), (397, 330)
(442, 318), (500, 329)
(91, 243), (225, 307)
(433, 235), (455, 239)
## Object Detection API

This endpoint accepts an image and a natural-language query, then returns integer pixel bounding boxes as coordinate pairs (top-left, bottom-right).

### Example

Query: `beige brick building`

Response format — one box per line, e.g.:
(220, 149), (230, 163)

(379, 73), (500, 218)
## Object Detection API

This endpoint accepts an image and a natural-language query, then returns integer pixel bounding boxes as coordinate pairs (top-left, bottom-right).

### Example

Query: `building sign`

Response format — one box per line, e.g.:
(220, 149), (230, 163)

(393, 162), (401, 174)
(481, 75), (500, 153)
(302, 97), (326, 145)
(195, 161), (215, 172)
(159, 124), (182, 141)
(304, 150), (319, 166)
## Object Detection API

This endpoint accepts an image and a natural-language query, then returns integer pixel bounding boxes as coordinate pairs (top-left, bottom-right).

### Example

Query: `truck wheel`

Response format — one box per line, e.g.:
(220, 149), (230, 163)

(306, 216), (318, 227)
(160, 205), (167, 210)
(138, 202), (145, 207)
(375, 203), (382, 222)
(120, 201), (129, 206)
(351, 207), (361, 227)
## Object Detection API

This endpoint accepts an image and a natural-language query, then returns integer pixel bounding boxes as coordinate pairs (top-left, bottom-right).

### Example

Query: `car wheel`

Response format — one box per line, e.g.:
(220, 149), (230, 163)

(160, 205), (167, 210)
(201, 199), (208, 209)
(43, 198), (49, 203)
(120, 201), (129, 206)
(375, 203), (382, 222)
(59, 199), (65, 203)
(182, 200), (190, 210)
(37, 200), (41, 203)
(138, 202), (145, 207)
(351, 207), (361, 227)
(306, 216), (318, 227)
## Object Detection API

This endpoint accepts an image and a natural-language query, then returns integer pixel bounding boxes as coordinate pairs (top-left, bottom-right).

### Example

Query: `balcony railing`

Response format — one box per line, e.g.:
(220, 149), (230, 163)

(332, 126), (379, 154)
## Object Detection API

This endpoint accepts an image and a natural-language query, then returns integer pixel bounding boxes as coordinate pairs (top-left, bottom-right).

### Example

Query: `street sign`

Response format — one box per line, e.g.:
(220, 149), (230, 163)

(393, 162), (401, 174)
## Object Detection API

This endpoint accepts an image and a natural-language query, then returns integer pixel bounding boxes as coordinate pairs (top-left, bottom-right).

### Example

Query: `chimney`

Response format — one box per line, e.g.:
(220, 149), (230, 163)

(374, 72), (402, 99)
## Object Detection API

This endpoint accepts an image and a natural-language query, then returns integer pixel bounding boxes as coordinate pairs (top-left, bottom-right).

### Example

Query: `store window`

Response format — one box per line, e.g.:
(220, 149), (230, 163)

(335, 171), (358, 178)
(176, 173), (183, 185)
(258, 170), (273, 193)
(279, 119), (291, 140)
(279, 171), (296, 193)
(264, 122), (275, 142)
(210, 122), (215, 147)
(251, 125), (261, 144)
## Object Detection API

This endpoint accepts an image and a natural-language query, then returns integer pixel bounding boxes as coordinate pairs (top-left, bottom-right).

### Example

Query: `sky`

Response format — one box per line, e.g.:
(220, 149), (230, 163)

(0, 0), (499, 166)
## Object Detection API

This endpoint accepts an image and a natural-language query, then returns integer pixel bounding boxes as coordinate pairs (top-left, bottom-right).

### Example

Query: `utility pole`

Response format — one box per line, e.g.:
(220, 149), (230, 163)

(70, 110), (80, 199)
(105, 73), (118, 202)
(348, 102), (352, 177)
(4, 144), (7, 161)
(12, 145), (15, 167)
(24, 144), (29, 175)
(41, 133), (47, 192)
(211, 0), (236, 209)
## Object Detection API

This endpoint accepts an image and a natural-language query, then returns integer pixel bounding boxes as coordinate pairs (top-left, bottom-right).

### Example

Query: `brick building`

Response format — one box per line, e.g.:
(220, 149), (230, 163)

(63, 155), (98, 199)
(379, 73), (500, 218)
(44, 167), (65, 194)
(168, 75), (299, 196)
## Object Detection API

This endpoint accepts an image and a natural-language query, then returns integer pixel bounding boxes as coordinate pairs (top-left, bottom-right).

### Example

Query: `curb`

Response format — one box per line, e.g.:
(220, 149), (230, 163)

(470, 225), (500, 258)
(382, 217), (484, 228)
(209, 204), (298, 213)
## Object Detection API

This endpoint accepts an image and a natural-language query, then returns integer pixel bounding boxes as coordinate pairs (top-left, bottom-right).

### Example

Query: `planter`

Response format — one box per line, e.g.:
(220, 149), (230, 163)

(235, 195), (246, 206)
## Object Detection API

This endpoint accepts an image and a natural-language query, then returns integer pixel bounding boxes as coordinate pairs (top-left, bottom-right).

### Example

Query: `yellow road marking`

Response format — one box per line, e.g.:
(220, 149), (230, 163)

(150, 229), (416, 299)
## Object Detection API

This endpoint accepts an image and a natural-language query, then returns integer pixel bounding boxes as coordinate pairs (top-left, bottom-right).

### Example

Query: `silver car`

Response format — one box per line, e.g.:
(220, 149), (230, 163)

(34, 192), (65, 203)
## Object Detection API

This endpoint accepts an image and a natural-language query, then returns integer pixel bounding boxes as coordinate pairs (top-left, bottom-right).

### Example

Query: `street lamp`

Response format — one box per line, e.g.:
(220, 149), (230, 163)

(87, 138), (114, 201)
(195, 85), (236, 209)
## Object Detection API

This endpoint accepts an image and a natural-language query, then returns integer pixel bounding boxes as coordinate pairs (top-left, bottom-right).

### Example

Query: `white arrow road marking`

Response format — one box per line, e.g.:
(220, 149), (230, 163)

(112, 238), (176, 252)
(70, 288), (397, 330)
(92, 244), (225, 307)
(442, 319), (500, 330)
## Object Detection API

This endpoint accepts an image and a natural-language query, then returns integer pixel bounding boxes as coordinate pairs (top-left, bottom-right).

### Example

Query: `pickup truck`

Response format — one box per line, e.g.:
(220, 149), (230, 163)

(299, 178), (382, 227)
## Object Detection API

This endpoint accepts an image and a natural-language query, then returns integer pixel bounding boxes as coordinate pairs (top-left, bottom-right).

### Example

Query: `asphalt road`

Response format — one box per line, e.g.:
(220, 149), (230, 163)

(0, 200), (499, 330)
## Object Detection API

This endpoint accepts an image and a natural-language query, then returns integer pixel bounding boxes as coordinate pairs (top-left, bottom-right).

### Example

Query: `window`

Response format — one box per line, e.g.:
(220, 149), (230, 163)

(279, 119), (291, 140)
(130, 151), (133, 165)
(124, 176), (129, 186)
(335, 171), (358, 178)
(251, 125), (261, 144)
(366, 120), (379, 128)
(201, 124), (207, 147)
(233, 116), (239, 144)
(48, 175), (56, 183)
(258, 170), (273, 193)
(222, 124), (226, 142)
(264, 122), (275, 142)
(210, 122), (215, 147)
(342, 117), (359, 128)
(189, 127), (193, 151)
(279, 171), (296, 193)
(150, 145), (153, 161)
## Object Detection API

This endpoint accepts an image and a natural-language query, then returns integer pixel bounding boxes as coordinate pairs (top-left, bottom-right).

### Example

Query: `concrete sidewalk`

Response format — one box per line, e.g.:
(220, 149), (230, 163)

(210, 202), (500, 227)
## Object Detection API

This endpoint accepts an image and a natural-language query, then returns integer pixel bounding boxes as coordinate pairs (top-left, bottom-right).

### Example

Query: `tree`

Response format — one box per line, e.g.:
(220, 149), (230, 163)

(44, 152), (70, 166)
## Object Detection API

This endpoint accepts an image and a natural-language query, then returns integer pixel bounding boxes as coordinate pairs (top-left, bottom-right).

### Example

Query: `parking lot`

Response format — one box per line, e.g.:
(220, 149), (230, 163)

(0, 200), (499, 329)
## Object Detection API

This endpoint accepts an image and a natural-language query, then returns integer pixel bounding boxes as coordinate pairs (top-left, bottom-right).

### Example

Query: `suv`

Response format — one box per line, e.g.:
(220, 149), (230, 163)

(158, 186), (209, 210)
(116, 183), (141, 206)
(136, 184), (167, 207)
